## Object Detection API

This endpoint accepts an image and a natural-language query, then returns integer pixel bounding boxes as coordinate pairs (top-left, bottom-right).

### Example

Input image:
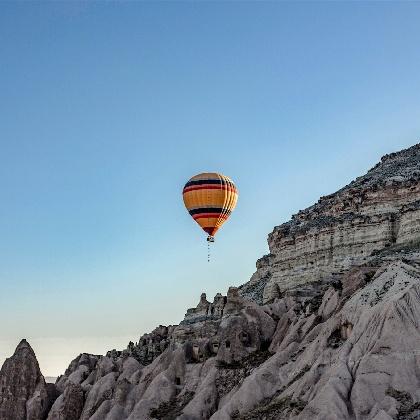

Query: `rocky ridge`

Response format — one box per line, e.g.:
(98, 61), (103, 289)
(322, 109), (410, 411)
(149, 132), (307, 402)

(241, 143), (420, 303)
(1, 144), (420, 420)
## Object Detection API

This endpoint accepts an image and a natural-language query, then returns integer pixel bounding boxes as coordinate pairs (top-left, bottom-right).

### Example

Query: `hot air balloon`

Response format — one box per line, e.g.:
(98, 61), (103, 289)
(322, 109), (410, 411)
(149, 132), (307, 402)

(182, 173), (239, 244)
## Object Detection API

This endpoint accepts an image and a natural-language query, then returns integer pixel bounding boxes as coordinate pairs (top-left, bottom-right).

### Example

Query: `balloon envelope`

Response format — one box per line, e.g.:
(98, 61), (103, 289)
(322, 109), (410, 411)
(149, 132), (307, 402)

(182, 172), (238, 239)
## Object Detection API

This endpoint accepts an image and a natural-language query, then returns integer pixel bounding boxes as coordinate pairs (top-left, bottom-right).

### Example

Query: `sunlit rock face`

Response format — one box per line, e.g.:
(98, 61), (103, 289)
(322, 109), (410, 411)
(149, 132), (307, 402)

(242, 144), (420, 303)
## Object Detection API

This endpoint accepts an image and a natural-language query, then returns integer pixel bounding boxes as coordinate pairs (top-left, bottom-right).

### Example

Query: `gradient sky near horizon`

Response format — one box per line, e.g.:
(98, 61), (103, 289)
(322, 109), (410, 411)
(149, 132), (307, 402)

(1, 2), (420, 376)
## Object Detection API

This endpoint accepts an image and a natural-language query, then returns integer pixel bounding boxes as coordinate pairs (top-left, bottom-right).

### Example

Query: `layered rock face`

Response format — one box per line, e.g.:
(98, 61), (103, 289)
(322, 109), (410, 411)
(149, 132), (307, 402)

(242, 143), (420, 303)
(2, 144), (420, 420)
(0, 340), (57, 420)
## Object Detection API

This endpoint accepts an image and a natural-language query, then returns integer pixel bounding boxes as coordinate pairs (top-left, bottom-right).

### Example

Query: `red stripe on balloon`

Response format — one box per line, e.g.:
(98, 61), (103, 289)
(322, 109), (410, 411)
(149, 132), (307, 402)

(183, 185), (237, 194)
(193, 213), (229, 220)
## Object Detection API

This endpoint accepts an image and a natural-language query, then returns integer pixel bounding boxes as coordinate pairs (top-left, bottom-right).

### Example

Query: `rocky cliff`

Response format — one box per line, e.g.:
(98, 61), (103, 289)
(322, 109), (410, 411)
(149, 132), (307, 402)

(241, 143), (420, 304)
(1, 144), (420, 420)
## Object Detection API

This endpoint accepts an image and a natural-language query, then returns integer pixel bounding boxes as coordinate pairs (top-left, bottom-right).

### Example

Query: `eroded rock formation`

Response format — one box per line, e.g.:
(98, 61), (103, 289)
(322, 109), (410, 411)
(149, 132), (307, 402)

(0, 340), (57, 420)
(2, 144), (420, 419)
(241, 144), (420, 303)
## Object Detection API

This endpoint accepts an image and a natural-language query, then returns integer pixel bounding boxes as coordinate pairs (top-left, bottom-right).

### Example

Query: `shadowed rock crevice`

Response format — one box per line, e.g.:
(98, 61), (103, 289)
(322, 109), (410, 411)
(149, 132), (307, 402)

(149, 391), (195, 420)
(231, 395), (306, 420)
(386, 388), (420, 420)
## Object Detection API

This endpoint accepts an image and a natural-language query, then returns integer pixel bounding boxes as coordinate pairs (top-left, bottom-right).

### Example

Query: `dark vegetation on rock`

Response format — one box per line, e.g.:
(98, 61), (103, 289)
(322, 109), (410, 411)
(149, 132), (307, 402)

(149, 392), (195, 420)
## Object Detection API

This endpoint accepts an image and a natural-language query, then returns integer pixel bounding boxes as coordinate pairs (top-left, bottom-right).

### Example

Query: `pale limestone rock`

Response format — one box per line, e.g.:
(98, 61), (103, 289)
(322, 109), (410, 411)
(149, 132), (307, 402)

(80, 372), (116, 419)
(207, 260), (420, 420)
(239, 144), (420, 303)
(317, 287), (340, 320)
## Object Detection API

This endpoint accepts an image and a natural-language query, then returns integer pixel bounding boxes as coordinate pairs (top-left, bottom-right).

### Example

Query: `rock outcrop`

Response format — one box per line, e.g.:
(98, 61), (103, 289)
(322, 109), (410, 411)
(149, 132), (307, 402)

(0, 340), (57, 420)
(1, 144), (420, 419)
(241, 143), (420, 303)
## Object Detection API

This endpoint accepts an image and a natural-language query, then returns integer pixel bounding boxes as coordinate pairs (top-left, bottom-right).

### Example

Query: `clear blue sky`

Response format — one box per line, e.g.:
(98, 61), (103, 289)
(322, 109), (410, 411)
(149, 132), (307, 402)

(1, 2), (420, 376)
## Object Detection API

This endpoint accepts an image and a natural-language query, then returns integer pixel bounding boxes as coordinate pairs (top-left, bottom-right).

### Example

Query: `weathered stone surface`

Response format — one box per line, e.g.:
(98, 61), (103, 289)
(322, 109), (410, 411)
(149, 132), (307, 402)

(55, 353), (99, 394)
(47, 383), (84, 420)
(241, 143), (420, 303)
(239, 254), (274, 304)
(0, 339), (56, 420)
(209, 259), (420, 420)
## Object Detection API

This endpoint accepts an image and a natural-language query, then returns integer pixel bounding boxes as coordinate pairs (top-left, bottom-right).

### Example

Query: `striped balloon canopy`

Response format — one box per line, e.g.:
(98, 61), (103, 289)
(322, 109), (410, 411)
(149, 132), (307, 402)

(182, 172), (238, 241)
